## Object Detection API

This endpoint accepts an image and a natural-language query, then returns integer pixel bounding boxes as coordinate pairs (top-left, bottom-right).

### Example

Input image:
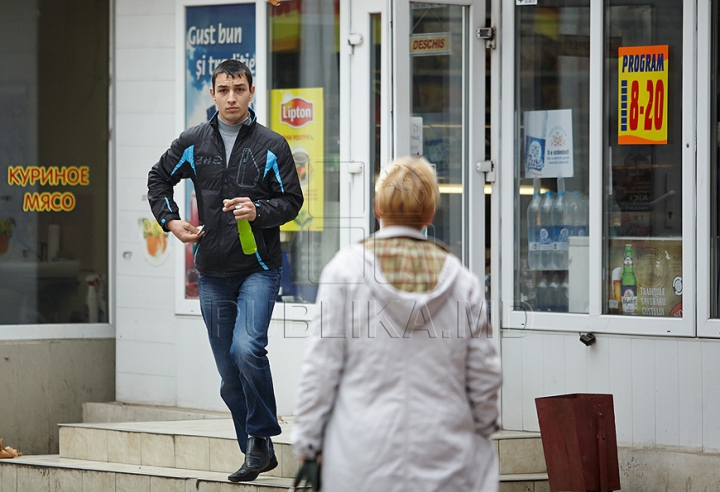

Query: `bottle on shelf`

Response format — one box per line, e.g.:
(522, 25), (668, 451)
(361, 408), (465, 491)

(84, 275), (99, 323)
(549, 274), (561, 312)
(536, 274), (549, 312)
(520, 259), (536, 309)
(570, 190), (588, 237)
(527, 179), (542, 270)
(539, 191), (555, 270)
(552, 190), (569, 270)
(620, 244), (638, 315)
(560, 273), (569, 312)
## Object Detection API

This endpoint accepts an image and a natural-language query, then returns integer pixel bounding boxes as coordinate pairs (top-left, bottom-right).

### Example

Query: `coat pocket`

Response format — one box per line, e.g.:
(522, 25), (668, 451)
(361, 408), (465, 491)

(235, 148), (260, 188)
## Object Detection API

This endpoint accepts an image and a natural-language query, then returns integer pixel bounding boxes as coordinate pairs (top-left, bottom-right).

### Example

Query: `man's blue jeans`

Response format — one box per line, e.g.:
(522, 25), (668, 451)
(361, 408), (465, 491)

(198, 268), (282, 454)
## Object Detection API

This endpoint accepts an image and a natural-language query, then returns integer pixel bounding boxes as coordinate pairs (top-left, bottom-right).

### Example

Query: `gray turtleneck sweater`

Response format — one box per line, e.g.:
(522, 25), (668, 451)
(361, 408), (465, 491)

(217, 115), (251, 166)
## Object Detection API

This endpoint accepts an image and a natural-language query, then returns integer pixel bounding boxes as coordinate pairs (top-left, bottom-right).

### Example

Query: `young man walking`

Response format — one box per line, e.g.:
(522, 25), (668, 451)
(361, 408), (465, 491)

(147, 59), (303, 482)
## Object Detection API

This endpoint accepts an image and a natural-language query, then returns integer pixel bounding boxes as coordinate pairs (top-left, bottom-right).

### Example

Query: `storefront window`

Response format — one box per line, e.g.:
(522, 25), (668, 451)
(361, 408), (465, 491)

(0, 0), (109, 324)
(514, 3), (591, 314)
(268, 0), (340, 303)
(603, 0), (683, 318)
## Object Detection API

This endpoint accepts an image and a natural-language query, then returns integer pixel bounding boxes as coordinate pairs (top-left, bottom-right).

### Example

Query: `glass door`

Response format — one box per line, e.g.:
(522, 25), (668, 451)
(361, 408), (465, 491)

(393, 0), (488, 279)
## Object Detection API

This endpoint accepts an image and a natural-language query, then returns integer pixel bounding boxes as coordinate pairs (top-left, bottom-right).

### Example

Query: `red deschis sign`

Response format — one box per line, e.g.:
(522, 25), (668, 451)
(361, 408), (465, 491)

(280, 98), (314, 128)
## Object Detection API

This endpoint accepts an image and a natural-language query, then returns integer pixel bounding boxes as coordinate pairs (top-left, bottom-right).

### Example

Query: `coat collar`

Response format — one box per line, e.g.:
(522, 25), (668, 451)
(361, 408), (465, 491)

(372, 225), (427, 241)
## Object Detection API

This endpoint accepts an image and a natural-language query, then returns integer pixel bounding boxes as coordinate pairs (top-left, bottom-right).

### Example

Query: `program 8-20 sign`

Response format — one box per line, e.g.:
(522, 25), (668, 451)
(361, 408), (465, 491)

(618, 45), (669, 145)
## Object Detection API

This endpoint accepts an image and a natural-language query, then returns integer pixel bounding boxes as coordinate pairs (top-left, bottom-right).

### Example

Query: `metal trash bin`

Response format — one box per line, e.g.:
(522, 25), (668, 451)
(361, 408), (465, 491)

(535, 393), (621, 492)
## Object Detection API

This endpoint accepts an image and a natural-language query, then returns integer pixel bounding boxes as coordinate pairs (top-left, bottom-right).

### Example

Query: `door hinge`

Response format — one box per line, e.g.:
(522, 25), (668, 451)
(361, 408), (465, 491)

(476, 160), (495, 183)
(476, 26), (496, 50)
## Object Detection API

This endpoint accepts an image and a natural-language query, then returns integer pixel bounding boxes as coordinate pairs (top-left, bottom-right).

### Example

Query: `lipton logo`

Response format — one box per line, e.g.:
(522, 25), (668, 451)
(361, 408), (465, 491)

(281, 98), (313, 128)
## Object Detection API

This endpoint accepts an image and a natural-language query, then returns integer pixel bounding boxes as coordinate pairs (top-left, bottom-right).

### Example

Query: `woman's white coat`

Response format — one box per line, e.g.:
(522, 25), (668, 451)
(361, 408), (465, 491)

(292, 227), (502, 492)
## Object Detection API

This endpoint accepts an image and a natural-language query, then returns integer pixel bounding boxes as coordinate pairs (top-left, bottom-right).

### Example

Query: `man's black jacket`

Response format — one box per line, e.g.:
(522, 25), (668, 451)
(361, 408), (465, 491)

(148, 109), (303, 277)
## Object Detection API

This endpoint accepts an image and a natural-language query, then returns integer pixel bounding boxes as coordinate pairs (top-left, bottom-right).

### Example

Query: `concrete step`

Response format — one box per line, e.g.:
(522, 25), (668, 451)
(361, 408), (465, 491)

(0, 456), (548, 492)
(58, 419), (296, 479)
(494, 430), (547, 475)
(82, 402), (230, 424)
(60, 420), (547, 478)
(0, 456), (294, 492)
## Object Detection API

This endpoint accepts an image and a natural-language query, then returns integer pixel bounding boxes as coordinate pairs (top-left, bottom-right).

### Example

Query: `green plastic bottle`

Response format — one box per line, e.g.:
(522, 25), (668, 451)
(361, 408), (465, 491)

(237, 219), (257, 255)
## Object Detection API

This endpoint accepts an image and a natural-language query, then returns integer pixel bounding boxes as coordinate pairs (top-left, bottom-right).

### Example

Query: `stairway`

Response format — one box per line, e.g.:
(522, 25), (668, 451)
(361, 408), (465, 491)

(0, 414), (548, 491)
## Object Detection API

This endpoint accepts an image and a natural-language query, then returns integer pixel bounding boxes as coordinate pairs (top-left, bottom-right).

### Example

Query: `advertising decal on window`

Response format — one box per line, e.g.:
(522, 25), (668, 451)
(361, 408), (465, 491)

(271, 88), (325, 232)
(617, 45), (669, 145)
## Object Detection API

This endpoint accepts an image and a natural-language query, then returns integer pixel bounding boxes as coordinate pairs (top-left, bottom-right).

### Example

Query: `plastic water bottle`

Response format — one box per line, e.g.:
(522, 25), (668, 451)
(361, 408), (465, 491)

(526, 179), (542, 270)
(520, 260), (536, 309)
(235, 204), (257, 255)
(552, 190), (569, 270)
(536, 274), (549, 311)
(560, 274), (569, 312)
(580, 192), (590, 235)
(237, 219), (257, 255)
(567, 191), (583, 236)
(549, 274), (561, 312)
(539, 191), (555, 270)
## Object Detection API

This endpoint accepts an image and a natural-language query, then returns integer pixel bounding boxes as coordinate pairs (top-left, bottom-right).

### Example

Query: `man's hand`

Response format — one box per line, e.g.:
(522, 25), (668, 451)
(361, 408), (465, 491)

(223, 198), (257, 222)
(167, 220), (205, 243)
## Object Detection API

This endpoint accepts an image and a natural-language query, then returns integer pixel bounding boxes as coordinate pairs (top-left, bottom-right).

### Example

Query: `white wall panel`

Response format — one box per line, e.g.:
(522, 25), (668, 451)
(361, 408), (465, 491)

(586, 335), (610, 393)
(116, 145), (173, 179)
(606, 337), (633, 444)
(543, 334), (566, 396)
(677, 341), (703, 450)
(521, 333), (544, 431)
(116, 114), (177, 148)
(501, 333), (720, 453)
(701, 342), (720, 452)
(117, 177), (158, 213)
(654, 340), (679, 447)
(564, 336), (588, 394)
(116, 48), (176, 81)
(174, 316), (225, 412)
(116, 306), (176, 344)
(500, 335), (524, 430)
(117, 274), (174, 310)
(116, 239), (174, 280)
(117, 339), (175, 377)
(631, 339), (656, 446)
(117, 372), (176, 406)
(116, 15), (175, 49)
(117, 81), (175, 115)
(117, 0), (175, 17)
(268, 320), (310, 416)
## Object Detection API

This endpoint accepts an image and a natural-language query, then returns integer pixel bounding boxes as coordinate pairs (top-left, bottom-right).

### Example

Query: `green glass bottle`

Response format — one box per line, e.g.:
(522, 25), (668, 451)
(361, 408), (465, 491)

(620, 244), (637, 315)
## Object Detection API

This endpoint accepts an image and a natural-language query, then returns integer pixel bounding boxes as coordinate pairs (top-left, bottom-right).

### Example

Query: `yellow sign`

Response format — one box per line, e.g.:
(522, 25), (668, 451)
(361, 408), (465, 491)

(271, 88), (324, 231)
(410, 34), (451, 56)
(617, 45), (668, 145)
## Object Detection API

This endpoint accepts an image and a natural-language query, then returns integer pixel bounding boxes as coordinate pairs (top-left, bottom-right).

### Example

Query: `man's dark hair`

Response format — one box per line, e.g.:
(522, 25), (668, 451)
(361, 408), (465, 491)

(211, 59), (253, 90)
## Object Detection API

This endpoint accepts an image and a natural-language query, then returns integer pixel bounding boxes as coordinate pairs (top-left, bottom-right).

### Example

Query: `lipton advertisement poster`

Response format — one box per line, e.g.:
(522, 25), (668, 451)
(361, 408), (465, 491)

(271, 88), (324, 231)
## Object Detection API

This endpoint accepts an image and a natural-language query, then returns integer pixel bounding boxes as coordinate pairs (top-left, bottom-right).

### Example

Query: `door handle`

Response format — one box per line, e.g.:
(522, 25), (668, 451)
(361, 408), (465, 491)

(476, 160), (495, 183)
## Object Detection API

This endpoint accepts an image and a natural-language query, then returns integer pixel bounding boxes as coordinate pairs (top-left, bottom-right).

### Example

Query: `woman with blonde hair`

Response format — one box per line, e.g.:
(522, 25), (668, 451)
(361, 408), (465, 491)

(291, 156), (502, 491)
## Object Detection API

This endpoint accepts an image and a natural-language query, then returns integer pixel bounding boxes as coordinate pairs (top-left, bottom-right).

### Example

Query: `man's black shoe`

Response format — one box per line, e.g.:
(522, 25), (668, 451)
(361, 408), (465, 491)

(228, 437), (278, 483)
